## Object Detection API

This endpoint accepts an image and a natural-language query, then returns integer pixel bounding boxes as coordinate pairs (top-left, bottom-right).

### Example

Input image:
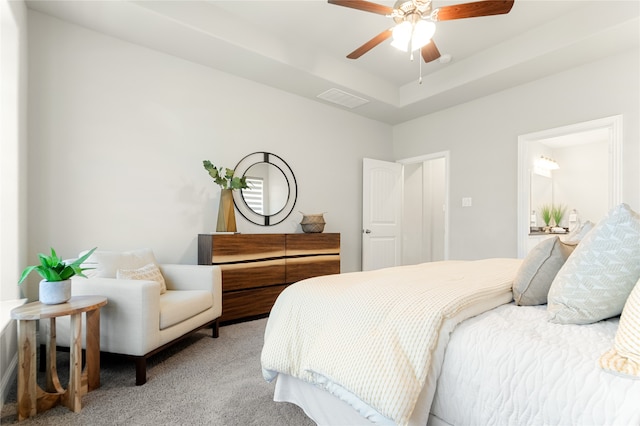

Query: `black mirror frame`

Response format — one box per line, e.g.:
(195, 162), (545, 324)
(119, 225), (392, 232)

(232, 152), (298, 226)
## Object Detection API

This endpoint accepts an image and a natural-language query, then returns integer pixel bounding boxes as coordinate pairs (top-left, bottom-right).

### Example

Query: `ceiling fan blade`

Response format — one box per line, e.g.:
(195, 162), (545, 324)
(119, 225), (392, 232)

(347, 29), (392, 59)
(421, 41), (441, 63)
(434, 0), (514, 21)
(328, 0), (394, 16)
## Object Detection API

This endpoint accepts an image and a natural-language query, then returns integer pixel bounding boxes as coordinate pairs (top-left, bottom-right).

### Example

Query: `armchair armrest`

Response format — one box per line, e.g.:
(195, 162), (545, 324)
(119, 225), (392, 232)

(69, 277), (161, 356)
(159, 264), (220, 292)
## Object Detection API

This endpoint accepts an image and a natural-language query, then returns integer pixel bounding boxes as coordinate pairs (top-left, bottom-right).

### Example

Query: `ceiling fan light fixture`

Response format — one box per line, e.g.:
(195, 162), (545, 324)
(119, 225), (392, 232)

(391, 18), (435, 53)
(411, 20), (435, 50)
(391, 21), (412, 52)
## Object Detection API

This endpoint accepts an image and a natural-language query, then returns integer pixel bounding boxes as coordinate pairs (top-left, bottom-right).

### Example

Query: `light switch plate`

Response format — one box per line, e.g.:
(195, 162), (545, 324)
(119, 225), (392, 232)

(462, 197), (472, 207)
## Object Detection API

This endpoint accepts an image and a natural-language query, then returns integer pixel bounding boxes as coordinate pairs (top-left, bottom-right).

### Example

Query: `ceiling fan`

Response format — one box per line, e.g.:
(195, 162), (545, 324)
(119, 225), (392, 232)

(328, 0), (515, 63)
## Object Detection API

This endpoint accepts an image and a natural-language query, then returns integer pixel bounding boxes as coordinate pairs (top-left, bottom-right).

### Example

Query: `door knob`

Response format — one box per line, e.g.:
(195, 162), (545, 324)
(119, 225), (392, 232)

(363, 229), (371, 234)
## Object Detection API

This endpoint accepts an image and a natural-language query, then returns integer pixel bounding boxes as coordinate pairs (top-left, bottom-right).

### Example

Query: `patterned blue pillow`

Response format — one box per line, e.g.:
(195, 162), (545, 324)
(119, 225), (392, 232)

(548, 203), (640, 324)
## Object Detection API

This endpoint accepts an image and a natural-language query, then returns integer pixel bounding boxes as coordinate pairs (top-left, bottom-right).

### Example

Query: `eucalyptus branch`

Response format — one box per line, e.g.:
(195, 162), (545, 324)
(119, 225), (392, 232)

(203, 160), (248, 190)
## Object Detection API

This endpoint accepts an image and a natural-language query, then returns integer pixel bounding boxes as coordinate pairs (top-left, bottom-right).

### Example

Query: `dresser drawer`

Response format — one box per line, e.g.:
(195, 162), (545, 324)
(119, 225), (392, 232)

(286, 255), (340, 283)
(220, 260), (285, 291)
(221, 285), (289, 323)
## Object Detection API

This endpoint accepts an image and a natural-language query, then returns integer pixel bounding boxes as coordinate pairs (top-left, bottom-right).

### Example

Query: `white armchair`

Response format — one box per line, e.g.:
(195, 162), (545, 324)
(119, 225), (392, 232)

(42, 249), (222, 385)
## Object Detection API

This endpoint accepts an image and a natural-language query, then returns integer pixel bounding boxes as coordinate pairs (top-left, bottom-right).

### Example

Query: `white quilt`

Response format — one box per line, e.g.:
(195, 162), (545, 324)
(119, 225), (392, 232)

(431, 303), (640, 425)
(261, 258), (522, 425)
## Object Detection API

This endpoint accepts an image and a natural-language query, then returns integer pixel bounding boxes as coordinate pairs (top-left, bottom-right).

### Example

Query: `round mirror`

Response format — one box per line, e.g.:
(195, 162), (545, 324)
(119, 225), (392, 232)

(232, 152), (297, 226)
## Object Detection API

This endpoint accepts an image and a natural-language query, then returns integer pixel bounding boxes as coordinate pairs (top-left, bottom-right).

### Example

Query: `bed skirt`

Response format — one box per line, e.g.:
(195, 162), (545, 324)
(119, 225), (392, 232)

(274, 375), (453, 426)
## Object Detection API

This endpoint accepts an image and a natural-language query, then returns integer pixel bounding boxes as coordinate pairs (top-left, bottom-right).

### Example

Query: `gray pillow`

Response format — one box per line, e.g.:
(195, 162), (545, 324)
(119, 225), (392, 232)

(548, 203), (640, 324)
(513, 237), (576, 306)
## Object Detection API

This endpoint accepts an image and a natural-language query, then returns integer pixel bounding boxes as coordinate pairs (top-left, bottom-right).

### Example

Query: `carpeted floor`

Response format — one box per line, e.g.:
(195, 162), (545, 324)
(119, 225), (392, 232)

(1, 318), (315, 425)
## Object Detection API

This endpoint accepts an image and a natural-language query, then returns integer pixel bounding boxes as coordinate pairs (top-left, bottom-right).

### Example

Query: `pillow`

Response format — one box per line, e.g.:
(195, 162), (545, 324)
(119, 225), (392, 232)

(547, 203), (640, 324)
(599, 278), (640, 378)
(116, 263), (167, 294)
(513, 237), (576, 306)
(81, 248), (158, 278)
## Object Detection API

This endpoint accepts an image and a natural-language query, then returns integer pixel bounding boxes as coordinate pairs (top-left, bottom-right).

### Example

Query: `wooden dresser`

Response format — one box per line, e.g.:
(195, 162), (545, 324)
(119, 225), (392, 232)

(198, 233), (340, 324)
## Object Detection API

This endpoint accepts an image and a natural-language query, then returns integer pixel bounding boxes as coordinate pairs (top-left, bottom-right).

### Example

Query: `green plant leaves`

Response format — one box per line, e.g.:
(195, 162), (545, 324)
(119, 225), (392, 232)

(202, 160), (249, 190)
(18, 247), (97, 285)
(539, 204), (567, 227)
(552, 204), (567, 227)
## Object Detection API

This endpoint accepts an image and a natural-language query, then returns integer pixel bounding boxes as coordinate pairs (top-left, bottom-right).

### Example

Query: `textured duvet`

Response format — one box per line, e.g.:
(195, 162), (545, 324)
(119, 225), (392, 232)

(431, 303), (640, 425)
(261, 258), (522, 425)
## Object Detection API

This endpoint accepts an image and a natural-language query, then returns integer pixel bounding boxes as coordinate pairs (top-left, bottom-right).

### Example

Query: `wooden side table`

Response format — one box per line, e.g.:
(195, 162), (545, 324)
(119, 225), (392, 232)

(10, 295), (108, 421)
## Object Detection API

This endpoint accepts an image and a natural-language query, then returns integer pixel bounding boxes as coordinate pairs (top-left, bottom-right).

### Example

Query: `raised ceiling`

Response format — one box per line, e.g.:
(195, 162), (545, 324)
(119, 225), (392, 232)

(26, 0), (640, 124)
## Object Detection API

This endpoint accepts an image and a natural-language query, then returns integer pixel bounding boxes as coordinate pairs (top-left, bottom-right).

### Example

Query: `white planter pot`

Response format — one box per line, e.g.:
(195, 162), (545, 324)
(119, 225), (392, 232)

(39, 279), (71, 304)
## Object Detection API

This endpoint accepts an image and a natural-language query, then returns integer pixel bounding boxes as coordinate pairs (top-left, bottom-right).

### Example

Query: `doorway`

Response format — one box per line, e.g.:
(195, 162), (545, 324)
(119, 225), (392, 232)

(399, 152), (450, 264)
(517, 115), (623, 257)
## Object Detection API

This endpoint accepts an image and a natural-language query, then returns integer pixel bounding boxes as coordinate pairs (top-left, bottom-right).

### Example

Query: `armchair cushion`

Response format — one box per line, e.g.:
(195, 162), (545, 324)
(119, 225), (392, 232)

(117, 263), (167, 294)
(160, 290), (213, 329)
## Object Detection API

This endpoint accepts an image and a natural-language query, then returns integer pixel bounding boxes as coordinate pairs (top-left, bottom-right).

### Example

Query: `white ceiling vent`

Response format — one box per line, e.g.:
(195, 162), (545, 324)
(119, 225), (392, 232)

(317, 88), (369, 109)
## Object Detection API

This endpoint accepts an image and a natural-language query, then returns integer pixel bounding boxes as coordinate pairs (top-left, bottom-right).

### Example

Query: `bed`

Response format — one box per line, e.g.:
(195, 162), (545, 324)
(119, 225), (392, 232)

(261, 204), (640, 425)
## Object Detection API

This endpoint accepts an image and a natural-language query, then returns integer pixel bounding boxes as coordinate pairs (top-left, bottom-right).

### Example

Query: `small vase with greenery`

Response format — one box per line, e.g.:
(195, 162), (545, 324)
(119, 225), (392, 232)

(203, 160), (249, 232)
(18, 247), (97, 304)
(552, 204), (567, 228)
(540, 204), (553, 230)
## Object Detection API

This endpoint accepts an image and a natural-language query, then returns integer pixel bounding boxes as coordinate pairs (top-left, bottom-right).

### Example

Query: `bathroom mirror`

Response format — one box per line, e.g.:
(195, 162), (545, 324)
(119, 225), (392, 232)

(232, 152), (297, 226)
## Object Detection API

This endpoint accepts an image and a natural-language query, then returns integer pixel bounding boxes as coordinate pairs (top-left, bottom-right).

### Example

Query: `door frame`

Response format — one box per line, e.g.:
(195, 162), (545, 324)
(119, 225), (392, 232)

(398, 151), (451, 261)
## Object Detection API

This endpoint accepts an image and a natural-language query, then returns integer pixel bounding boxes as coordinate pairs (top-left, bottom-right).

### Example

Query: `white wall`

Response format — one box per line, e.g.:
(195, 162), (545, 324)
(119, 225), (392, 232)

(24, 10), (393, 299)
(553, 141), (609, 226)
(393, 49), (640, 260)
(402, 163), (423, 265)
(0, 0), (28, 408)
(1, 0), (28, 301)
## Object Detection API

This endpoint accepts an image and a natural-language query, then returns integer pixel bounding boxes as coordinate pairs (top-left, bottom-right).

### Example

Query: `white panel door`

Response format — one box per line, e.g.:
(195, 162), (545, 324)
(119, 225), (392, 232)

(362, 158), (403, 271)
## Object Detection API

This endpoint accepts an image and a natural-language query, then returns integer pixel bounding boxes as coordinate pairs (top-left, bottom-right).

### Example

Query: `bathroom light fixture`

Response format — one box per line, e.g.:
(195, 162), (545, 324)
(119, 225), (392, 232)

(536, 156), (560, 170)
(533, 156), (560, 178)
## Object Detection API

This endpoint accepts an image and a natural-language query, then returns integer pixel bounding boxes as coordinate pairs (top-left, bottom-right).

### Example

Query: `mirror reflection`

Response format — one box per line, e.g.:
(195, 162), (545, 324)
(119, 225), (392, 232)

(242, 163), (288, 216)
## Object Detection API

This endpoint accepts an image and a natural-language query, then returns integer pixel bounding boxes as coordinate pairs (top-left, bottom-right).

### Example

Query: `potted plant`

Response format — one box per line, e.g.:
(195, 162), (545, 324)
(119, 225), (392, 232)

(552, 204), (567, 228)
(203, 160), (249, 232)
(18, 247), (97, 304)
(540, 204), (553, 231)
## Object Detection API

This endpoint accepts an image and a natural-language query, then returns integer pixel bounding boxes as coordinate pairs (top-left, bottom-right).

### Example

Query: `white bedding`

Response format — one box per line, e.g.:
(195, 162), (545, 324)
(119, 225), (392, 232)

(262, 259), (522, 425)
(431, 303), (640, 425)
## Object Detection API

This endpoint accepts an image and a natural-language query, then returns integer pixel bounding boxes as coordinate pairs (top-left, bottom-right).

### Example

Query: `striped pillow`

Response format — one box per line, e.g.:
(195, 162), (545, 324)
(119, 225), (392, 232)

(599, 278), (640, 378)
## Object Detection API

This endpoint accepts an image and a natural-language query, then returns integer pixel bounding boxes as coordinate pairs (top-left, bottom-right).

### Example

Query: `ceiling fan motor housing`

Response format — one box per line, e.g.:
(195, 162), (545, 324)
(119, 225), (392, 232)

(392, 0), (433, 24)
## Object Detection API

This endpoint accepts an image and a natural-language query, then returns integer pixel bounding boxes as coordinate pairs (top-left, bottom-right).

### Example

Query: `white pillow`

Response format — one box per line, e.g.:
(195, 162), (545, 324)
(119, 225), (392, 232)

(513, 237), (576, 306)
(81, 248), (157, 278)
(599, 278), (640, 378)
(116, 262), (167, 294)
(547, 203), (640, 324)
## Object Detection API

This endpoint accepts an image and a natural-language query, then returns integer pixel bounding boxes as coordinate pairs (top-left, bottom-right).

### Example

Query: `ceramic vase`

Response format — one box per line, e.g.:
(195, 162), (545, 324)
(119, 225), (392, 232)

(217, 188), (237, 232)
(39, 279), (71, 304)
